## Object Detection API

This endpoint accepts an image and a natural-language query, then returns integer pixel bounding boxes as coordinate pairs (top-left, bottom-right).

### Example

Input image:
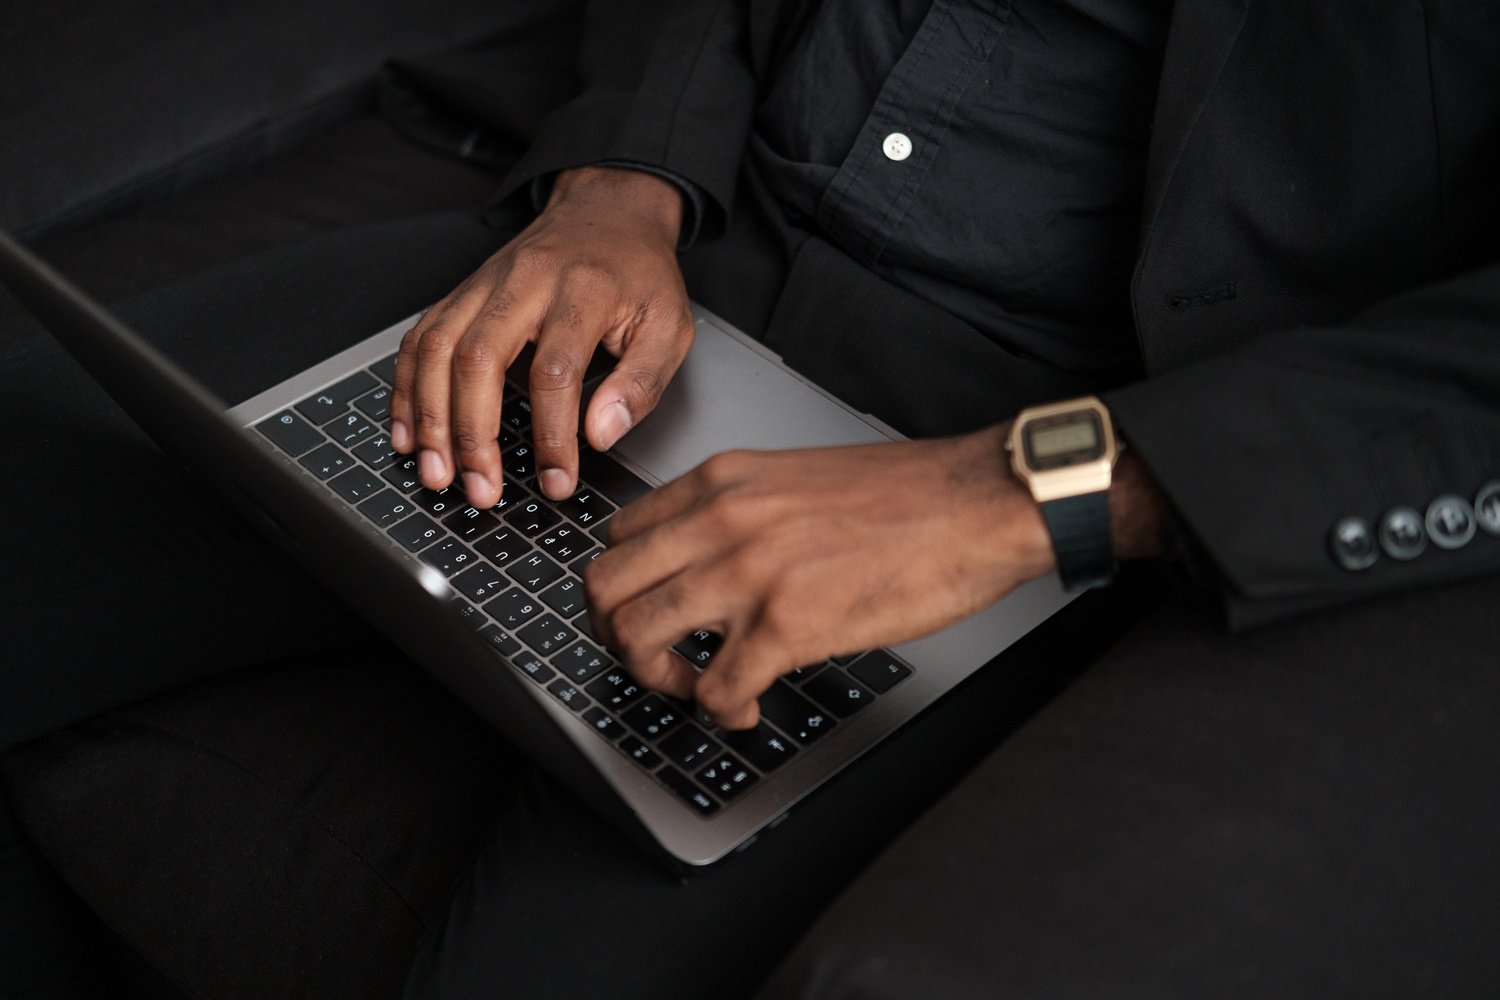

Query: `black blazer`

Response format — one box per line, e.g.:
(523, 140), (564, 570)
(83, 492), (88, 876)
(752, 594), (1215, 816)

(497, 0), (1500, 626)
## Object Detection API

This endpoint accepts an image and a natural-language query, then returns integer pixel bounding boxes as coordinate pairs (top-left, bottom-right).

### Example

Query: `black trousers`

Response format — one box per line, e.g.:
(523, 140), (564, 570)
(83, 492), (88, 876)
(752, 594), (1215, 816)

(5, 152), (1499, 1000)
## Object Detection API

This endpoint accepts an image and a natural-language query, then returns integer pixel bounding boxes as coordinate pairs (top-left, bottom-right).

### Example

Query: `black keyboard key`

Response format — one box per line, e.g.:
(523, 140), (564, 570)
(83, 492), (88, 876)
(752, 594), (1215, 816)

(586, 669), (646, 711)
(256, 410), (324, 457)
(552, 639), (612, 683)
(369, 353), (398, 385)
(388, 513), (442, 552)
(506, 551), (565, 592)
(578, 450), (654, 506)
(382, 455), (423, 493)
(557, 489), (617, 528)
(758, 682), (836, 745)
(484, 588), (543, 629)
(621, 695), (687, 741)
(847, 651), (912, 694)
(721, 723), (800, 773)
(503, 443), (536, 482)
(569, 548), (603, 577)
(478, 624), (521, 657)
(539, 577), (587, 618)
(658, 724), (724, 770)
(451, 600), (484, 630)
(353, 384), (392, 421)
(352, 431), (397, 470)
(295, 371), (377, 424)
(299, 442), (354, 481)
(511, 649), (555, 684)
(356, 489), (418, 527)
(694, 753), (758, 802)
(672, 630), (722, 670)
(536, 522), (589, 562)
(451, 562), (511, 603)
(801, 668), (874, 719)
(546, 678), (588, 712)
(619, 736), (662, 770)
(328, 466), (383, 503)
(419, 538), (478, 576)
(582, 707), (625, 743)
(518, 614), (577, 656)
(414, 485), (467, 518)
(500, 397), (531, 434)
(492, 483), (529, 519)
(572, 610), (599, 642)
(326, 410), (378, 448)
(588, 519), (612, 545)
(473, 527), (531, 569)
(510, 498), (561, 538)
(787, 662), (825, 683)
(443, 505), (502, 544)
(658, 767), (719, 817)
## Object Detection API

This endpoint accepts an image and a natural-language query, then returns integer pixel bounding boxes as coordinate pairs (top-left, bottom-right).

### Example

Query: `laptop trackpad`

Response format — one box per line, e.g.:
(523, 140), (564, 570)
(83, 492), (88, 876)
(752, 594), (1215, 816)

(613, 314), (893, 487)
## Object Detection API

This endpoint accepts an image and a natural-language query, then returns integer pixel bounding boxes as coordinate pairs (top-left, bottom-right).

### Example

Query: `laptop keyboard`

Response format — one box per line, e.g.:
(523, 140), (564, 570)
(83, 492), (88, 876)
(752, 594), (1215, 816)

(254, 353), (913, 818)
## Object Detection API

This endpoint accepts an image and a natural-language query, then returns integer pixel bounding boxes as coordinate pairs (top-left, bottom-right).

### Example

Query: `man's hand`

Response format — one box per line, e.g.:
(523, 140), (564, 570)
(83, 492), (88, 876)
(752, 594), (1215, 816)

(583, 426), (1060, 729)
(389, 166), (693, 506)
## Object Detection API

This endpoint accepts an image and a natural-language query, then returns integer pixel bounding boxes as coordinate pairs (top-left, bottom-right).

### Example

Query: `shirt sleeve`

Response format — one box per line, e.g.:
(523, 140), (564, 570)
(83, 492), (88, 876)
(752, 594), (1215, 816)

(1102, 256), (1500, 629)
(498, 0), (755, 244)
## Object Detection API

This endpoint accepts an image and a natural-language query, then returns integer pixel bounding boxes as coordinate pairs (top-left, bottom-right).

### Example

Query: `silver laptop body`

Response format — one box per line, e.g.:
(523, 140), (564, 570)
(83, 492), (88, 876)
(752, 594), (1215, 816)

(1, 229), (1072, 868)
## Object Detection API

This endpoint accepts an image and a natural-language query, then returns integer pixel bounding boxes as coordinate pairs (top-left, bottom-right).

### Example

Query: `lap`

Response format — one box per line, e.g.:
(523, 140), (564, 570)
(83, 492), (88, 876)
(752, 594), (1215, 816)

(761, 572), (1500, 998)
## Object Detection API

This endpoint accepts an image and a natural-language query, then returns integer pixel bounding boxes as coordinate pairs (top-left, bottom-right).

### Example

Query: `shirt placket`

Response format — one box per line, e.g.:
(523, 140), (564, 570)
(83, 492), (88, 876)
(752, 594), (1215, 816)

(815, 0), (1011, 266)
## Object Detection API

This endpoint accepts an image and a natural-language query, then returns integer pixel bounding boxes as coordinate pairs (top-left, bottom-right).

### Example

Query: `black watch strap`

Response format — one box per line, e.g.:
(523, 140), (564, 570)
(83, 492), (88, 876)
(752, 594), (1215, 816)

(1039, 492), (1116, 591)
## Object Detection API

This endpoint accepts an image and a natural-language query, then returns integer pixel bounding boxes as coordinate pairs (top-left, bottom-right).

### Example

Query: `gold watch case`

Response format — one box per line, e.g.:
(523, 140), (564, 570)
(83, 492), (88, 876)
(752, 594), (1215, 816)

(1006, 395), (1121, 504)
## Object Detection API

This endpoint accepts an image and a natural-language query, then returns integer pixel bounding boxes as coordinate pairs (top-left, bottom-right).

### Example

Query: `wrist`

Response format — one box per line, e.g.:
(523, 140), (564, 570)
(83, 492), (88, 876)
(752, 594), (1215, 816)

(547, 166), (685, 248)
(967, 424), (1058, 582)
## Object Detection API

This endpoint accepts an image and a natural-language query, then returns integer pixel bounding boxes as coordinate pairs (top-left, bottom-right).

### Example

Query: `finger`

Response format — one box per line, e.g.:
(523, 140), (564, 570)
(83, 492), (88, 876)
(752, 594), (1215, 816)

(602, 567), (738, 685)
(449, 319), (528, 508)
(692, 634), (790, 730)
(409, 291), (490, 489)
(585, 504), (725, 627)
(622, 647), (698, 702)
(527, 302), (599, 500)
(583, 304), (695, 453)
(603, 448), (749, 548)
(390, 312), (438, 454)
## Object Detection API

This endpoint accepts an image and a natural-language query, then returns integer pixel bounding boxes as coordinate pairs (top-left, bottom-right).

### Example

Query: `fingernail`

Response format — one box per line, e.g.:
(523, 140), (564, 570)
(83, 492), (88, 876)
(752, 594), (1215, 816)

(539, 467), (572, 499)
(391, 420), (410, 451)
(462, 472), (495, 505)
(419, 449), (447, 485)
(594, 398), (634, 451)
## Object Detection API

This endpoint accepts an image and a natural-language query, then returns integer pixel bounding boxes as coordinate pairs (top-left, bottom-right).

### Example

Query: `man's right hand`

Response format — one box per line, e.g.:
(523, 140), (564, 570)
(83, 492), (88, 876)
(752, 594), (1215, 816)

(389, 165), (693, 507)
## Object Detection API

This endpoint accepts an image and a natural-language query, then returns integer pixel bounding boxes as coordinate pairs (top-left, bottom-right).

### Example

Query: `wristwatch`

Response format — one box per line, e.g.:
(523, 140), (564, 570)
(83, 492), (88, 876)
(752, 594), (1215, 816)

(1006, 395), (1121, 591)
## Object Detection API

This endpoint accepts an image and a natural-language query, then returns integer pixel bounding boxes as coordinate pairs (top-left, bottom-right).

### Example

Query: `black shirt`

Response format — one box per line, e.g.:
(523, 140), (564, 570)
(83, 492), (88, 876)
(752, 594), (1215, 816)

(748, 0), (1171, 374)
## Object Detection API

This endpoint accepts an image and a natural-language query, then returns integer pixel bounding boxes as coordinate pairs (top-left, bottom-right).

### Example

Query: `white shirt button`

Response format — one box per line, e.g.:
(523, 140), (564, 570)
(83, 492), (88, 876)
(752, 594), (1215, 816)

(882, 131), (913, 161)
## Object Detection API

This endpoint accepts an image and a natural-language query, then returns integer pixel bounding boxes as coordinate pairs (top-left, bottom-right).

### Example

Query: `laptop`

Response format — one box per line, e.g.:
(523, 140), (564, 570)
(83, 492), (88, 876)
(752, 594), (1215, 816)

(0, 227), (1073, 868)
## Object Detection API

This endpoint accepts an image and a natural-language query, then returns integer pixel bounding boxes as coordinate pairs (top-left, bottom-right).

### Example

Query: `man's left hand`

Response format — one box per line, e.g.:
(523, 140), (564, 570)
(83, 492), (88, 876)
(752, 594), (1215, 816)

(583, 425), (1057, 729)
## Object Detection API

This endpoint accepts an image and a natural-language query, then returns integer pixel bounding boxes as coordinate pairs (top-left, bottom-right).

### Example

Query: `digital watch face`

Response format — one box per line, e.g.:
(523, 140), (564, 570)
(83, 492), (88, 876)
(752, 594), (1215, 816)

(1023, 410), (1104, 471)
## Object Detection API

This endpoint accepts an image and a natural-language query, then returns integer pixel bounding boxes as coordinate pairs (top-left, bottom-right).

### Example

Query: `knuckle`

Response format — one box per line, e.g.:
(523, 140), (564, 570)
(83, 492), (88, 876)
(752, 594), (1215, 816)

(451, 428), (491, 457)
(413, 400), (447, 435)
(622, 367), (666, 408)
(453, 337), (499, 376)
(416, 327), (456, 360)
(530, 351), (582, 393)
